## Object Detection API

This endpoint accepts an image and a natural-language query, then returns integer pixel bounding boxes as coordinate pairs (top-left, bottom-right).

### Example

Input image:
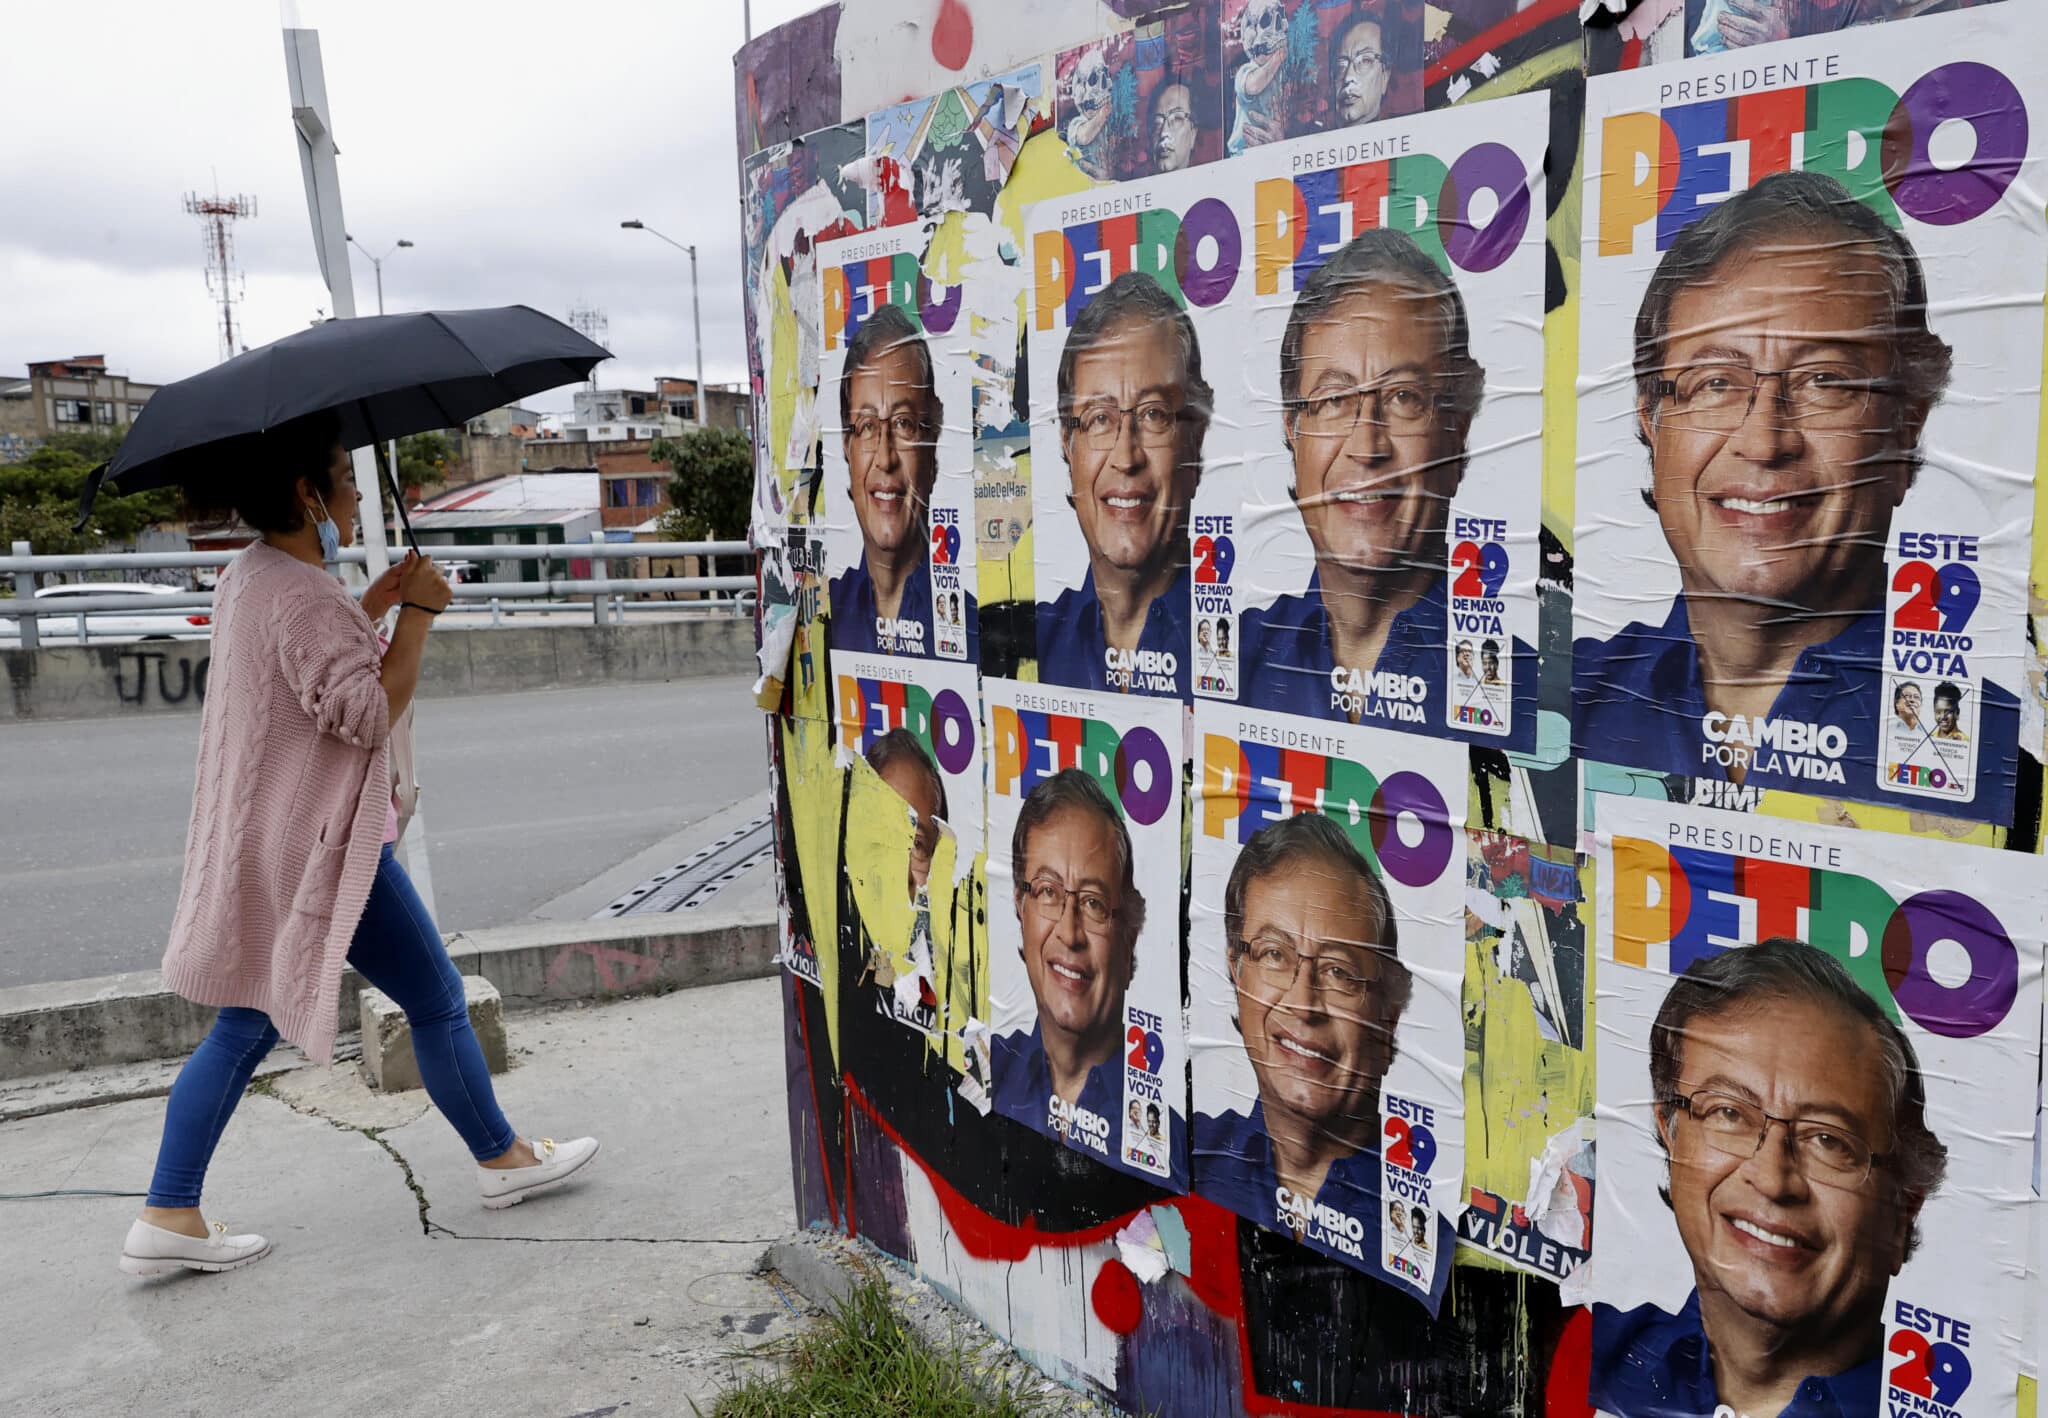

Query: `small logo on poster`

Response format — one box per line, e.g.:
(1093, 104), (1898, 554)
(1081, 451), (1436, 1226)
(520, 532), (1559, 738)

(1447, 515), (1511, 737)
(1193, 515), (1238, 700)
(1886, 1300), (1974, 1418)
(1881, 530), (1981, 803)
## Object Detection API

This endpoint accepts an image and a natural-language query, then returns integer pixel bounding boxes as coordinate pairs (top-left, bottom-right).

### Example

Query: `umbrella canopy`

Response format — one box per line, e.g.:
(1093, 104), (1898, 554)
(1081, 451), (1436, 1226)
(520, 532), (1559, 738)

(78, 305), (610, 530)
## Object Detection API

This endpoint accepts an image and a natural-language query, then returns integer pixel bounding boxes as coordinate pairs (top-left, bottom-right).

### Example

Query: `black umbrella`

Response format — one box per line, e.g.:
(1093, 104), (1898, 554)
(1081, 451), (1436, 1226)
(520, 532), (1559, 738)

(77, 305), (610, 546)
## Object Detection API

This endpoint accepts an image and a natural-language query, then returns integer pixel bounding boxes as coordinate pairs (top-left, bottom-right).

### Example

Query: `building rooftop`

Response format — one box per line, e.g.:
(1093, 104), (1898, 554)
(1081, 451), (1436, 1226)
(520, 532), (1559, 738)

(416, 471), (600, 513)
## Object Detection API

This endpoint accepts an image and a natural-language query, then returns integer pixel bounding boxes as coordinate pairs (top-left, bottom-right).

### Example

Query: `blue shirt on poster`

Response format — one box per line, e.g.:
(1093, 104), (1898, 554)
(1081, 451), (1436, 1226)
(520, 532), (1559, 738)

(1591, 1293), (1881, 1418)
(1037, 566), (1190, 698)
(1193, 1103), (1451, 1315)
(1236, 574), (1535, 752)
(991, 1024), (1184, 1185)
(829, 554), (978, 662)
(1573, 597), (2018, 820)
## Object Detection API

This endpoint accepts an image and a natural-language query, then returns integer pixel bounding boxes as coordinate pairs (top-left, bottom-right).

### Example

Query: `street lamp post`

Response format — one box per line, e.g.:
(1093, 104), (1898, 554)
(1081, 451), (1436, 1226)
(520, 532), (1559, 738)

(620, 220), (707, 428)
(346, 234), (414, 529)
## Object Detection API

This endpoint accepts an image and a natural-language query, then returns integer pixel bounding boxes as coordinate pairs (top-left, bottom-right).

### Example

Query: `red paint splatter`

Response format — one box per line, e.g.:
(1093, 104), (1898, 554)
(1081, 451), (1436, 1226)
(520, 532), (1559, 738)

(1619, 35), (1645, 70)
(1092, 1258), (1144, 1335)
(932, 0), (973, 72)
(1422, 0), (1577, 89)
(1545, 1307), (1595, 1418)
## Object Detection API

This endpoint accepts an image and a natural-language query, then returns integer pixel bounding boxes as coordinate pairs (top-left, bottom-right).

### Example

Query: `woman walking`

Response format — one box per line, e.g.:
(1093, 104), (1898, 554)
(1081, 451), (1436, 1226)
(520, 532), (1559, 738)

(120, 413), (597, 1278)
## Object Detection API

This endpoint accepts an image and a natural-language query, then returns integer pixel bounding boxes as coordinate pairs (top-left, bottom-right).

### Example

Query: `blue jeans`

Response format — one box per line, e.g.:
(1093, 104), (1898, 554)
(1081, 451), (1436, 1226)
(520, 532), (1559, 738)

(146, 845), (517, 1208)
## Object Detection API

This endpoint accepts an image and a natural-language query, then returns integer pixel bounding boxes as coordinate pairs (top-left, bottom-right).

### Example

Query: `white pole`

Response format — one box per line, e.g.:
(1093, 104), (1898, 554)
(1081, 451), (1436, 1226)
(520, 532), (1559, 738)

(691, 244), (707, 428)
(284, 25), (389, 584)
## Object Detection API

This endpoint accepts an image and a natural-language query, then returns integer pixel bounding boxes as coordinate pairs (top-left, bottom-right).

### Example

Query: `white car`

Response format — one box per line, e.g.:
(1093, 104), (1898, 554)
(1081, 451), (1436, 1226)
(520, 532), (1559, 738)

(4, 582), (212, 645)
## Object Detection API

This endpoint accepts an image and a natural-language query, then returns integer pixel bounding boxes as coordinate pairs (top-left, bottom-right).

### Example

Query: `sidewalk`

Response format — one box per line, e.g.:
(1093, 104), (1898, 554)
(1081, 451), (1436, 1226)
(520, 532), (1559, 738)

(3, 978), (802, 1417)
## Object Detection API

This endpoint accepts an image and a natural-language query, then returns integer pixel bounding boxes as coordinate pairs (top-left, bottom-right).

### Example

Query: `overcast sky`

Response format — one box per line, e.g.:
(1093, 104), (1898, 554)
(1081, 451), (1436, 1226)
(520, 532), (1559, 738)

(1, 0), (826, 413)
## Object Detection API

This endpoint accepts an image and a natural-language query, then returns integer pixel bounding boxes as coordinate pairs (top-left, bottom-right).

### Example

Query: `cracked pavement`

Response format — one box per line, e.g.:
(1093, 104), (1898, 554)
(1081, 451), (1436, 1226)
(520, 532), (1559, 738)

(2, 977), (807, 1417)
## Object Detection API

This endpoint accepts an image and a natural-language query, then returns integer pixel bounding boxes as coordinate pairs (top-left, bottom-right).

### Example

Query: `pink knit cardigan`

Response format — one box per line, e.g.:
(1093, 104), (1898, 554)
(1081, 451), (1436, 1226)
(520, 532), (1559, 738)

(161, 541), (391, 1066)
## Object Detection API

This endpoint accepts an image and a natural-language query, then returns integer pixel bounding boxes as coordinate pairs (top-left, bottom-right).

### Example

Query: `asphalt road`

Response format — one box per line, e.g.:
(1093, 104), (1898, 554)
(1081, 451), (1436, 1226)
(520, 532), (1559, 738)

(0, 675), (770, 989)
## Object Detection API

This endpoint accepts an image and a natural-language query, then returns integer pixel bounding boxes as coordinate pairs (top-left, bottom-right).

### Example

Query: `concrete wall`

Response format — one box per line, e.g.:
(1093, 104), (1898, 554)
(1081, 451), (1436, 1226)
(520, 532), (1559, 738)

(0, 617), (754, 722)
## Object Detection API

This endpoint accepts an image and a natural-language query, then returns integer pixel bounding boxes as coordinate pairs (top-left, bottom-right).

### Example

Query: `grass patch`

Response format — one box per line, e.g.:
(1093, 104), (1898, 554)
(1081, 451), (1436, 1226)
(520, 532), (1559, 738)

(695, 1276), (1053, 1417)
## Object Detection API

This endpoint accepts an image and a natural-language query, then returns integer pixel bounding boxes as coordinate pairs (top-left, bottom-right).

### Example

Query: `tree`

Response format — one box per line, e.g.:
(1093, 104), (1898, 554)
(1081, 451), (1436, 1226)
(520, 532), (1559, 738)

(0, 432), (180, 556)
(396, 431), (455, 495)
(651, 426), (752, 579)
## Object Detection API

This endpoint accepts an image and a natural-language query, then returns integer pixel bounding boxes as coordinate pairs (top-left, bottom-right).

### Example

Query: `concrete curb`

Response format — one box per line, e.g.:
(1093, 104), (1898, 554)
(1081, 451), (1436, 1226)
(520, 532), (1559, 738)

(761, 1231), (1123, 1416)
(0, 905), (775, 1081)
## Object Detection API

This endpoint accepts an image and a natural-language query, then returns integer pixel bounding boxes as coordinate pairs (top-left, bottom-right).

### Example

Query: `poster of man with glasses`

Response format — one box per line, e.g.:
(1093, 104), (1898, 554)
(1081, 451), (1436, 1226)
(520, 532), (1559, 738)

(1573, 16), (2044, 823)
(1214, 94), (1548, 750)
(986, 680), (1186, 1186)
(819, 225), (976, 665)
(1028, 154), (1274, 702)
(1188, 701), (1467, 1310)
(1592, 796), (2043, 1418)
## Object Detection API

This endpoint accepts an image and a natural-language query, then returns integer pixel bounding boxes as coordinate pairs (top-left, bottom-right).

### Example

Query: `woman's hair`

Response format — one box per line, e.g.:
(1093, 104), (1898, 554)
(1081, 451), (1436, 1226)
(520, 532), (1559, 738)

(181, 410), (347, 534)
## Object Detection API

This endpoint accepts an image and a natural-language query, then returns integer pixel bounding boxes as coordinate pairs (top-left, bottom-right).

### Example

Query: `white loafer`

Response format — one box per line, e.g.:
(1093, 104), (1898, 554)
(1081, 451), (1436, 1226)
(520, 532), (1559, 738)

(120, 1218), (272, 1277)
(478, 1136), (600, 1210)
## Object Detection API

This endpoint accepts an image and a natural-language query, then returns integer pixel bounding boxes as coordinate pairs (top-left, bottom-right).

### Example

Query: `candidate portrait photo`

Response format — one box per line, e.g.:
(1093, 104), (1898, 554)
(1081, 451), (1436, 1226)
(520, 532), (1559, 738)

(826, 301), (976, 661)
(1036, 271), (1210, 698)
(1572, 169), (2019, 810)
(1591, 938), (1948, 1418)
(1236, 227), (1534, 746)
(1191, 812), (1451, 1310)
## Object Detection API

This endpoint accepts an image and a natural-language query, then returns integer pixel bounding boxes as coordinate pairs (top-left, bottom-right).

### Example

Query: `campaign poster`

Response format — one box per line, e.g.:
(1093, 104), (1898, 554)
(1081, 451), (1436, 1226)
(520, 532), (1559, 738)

(1572, 13), (2047, 825)
(1026, 157), (1257, 701)
(1056, 32), (1137, 183)
(986, 679), (1187, 1187)
(1188, 701), (1467, 1312)
(1457, 830), (1593, 1284)
(865, 62), (1042, 229)
(1223, 0), (1425, 152)
(818, 223), (978, 665)
(1130, 0), (1225, 180)
(1214, 91), (1547, 752)
(833, 656), (987, 1066)
(1591, 796), (2046, 1418)
(742, 121), (868, 519)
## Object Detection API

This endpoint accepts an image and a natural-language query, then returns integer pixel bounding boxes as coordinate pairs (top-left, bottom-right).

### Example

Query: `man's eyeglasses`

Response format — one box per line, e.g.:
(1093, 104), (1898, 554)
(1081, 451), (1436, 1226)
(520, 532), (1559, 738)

(1064, 400), (1186, 451)
(1021, 875), (1117, 931)
(1233, 938), (1386, 1003)
(1652, 363), (1897, 433)
(1664, 1089), (1889, 1188)
(1335, 48), (1387, 78)
(1290, 382), (1449, 436)
(849, 411), (930, 445)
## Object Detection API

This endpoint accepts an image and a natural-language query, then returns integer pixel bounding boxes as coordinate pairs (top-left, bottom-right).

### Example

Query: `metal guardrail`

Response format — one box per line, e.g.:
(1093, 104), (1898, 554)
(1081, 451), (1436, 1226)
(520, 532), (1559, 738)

(2, 537), (755, 649)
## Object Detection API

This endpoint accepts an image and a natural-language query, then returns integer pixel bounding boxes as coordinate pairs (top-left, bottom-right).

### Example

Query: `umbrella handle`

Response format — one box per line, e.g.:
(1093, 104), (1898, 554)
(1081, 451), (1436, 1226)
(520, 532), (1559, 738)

(370, 440), (424, 559)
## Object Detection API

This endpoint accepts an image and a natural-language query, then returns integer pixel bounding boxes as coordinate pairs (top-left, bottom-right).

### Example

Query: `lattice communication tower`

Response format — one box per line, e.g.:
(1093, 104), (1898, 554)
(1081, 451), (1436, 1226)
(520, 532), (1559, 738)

(184, 190), (258, 362)
(568, 304), (610, 385)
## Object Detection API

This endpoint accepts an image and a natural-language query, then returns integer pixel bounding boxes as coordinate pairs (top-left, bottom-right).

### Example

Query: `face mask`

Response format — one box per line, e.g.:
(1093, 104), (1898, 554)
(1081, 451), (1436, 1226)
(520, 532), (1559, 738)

(310, 491), (341, 564)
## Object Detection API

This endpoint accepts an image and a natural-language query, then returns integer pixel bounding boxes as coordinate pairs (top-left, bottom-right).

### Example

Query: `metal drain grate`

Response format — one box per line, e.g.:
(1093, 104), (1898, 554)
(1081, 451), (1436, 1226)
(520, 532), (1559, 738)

(596, 815), (774, 918)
